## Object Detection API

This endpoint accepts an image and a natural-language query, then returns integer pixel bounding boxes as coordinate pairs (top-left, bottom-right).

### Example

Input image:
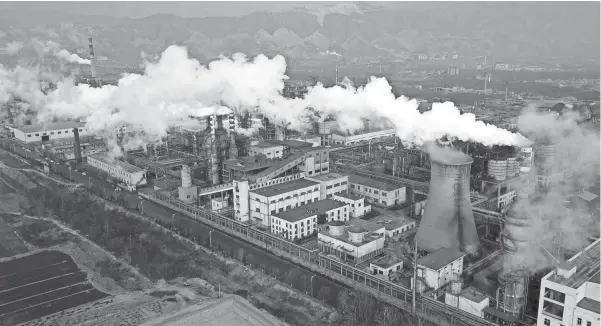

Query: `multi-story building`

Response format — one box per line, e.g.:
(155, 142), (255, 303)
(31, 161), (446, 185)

(537, 239), (600, 326)
(415, 248), (466, 292)
(318, 221), (385, 264)
(347, 174), (407, 207)
(306, 172), (348, 200)
(9, 122), (89, 144)
(270, 199), (348, 241)
(332, 129), (396, 146)
(248, 141), (285, 159)
(332, 192), (371, 218)
(87, 153), (147, 187)
(248, 178), (320, 228)
(297, 146), (330, 177)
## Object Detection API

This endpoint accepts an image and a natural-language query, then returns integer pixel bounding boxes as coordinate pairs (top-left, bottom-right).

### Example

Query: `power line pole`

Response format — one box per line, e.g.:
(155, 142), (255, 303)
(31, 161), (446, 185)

(412, 238), (418, 314)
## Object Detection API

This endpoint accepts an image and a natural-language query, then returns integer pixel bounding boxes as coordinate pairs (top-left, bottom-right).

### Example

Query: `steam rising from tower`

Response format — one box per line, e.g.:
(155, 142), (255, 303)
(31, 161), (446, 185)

(415, 145), (480, 255)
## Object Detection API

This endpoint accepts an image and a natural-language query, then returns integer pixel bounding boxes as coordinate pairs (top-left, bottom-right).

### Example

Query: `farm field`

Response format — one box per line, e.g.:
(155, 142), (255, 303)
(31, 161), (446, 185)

(0, 250), (109, 325)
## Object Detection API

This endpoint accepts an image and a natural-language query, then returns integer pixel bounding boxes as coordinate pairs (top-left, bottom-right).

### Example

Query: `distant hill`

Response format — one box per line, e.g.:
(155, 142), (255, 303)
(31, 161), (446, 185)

(0, 2), (598, 66)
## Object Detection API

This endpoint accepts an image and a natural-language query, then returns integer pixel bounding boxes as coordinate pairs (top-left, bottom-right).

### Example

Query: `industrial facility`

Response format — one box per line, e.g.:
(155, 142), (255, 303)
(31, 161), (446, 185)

(0, 35), (598, 326)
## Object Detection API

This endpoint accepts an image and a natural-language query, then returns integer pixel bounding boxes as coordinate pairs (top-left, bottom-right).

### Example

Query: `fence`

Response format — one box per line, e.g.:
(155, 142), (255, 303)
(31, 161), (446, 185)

(144, 191), (498, 326)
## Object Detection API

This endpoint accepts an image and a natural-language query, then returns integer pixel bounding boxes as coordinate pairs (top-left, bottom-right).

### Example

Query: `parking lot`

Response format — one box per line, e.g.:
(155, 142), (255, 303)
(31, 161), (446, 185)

(0, 251), (108, 325)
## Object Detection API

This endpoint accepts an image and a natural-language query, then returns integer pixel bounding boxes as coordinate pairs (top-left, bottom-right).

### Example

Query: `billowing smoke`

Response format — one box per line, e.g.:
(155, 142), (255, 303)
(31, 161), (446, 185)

(54, 49), (91, 65)
(26, 39), (90, 65)
(501, 105), (600, 274)
(2, 41), (24, 55)
(2, 44), (530, 155)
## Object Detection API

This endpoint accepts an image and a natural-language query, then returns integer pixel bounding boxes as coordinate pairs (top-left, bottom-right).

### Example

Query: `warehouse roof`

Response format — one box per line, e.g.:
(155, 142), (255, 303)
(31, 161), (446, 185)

(347, 174), (404, 191)
(14, 121), (86, 133)
(577, 297), (600, 314)
(88, 153), (146, 174)
(418, 248), (465, 271)
(273, 199), (348, 222)
(250, 179), (318, 198)
(307, 172), (346, 182)
(547, 239), (600, 289)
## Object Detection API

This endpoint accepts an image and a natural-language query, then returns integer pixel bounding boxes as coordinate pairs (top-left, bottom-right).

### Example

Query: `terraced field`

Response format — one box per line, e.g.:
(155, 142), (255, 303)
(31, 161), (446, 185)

(0, 250), (108, 325)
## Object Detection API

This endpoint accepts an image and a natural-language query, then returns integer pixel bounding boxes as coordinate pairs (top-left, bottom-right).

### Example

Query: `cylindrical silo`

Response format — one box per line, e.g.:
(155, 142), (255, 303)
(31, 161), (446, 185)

(318, 121), (332, 135)
(415, 152), (480, 255)
(488, 159), (508, 181)
(535, 143), (556, 175)
(347, 226), (366, 243)
(497, 269), (529, 318)
(328, 221), (345, 236)
(506, 156), (517, 177)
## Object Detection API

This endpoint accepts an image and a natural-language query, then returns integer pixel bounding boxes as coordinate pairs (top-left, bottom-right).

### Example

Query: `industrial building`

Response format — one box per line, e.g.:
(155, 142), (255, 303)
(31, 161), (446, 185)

(271, 199), (349, 240)
(445, 287), (491, 318)
(332, 129), (396, 146)
(248, 140), (286, 159)
(370, 255), (403, 278)
(8, 121), (88, 143)
(414, 247), (466, 293)
(306, 172), (349, 199)
(348, 173), (407, 207)
(87, 153), (147, 187)
(332, 192), (371, 218)
(247, 178), (320, 228)
(318, 221), (386, 264)
(536, 239), (600, 326)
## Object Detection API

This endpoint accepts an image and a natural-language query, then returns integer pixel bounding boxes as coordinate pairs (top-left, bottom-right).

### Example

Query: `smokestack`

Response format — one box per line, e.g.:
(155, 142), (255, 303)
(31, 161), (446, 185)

(88, 37), (97, 79)
(73, 127), (82, 163)
(209, 114), (220, 185)
(181, 164), (192, 188)
(484, 74), (488, 94)
(335, 61), (339, 84)
(505, 81), (509, 103)
(415, 150), (480, 255)
(228, 113), (238, 159)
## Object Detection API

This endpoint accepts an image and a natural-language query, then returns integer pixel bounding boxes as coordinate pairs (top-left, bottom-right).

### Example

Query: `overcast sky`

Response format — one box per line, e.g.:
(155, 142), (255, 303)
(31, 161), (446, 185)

(0, 1), (345, 18)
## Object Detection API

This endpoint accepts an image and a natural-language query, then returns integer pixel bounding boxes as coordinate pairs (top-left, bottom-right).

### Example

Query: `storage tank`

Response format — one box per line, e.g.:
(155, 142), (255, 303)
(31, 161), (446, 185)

(347, 226), (366, 243)
(535, 143), (556, 175)
(497, 269), (529, 317)
(328, 221), (345, 236)
(506, 156), (517, 177)
(415, 151), (480, 255)
(488, 159), (508, 181)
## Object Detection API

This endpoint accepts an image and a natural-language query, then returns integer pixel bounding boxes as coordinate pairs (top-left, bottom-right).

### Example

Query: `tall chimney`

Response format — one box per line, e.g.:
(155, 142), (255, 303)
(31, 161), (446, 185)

(415, 151), (480, 255)
(228, 113), (238, 159)
(88, 37), (97, 79)
(505, 81), (509, 103)
(209, 114), (220, 185)
(73, 127), (82, 163)
(335, 61), (339, 84)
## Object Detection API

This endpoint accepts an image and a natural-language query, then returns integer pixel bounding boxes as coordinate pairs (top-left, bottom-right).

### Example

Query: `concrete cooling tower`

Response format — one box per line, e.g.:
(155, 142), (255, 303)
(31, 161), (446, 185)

(415, 152), (481, 255)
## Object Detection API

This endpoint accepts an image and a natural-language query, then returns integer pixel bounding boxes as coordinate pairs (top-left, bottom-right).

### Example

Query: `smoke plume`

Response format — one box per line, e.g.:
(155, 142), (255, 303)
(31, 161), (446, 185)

(2, 41), (24, 55)
(502, 106), (600, 274)
(2, 44), (530, 154)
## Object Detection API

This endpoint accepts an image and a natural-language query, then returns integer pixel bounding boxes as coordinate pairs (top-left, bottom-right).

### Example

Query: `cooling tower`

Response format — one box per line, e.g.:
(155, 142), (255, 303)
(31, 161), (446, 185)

(415, 153), (480, 255)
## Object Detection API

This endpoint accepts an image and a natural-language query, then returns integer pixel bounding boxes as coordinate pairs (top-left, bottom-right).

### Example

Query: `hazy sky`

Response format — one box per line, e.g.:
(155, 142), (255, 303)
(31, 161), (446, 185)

(0, 1), (343, 18)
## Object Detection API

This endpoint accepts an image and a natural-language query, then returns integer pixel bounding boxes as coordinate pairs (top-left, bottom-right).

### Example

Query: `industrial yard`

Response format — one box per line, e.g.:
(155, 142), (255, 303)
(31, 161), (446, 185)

(0, 8), (599, 325)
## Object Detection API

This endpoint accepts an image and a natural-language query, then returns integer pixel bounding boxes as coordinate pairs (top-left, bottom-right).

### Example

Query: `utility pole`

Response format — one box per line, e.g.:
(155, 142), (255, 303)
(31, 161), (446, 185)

(412, 238), (418, 314)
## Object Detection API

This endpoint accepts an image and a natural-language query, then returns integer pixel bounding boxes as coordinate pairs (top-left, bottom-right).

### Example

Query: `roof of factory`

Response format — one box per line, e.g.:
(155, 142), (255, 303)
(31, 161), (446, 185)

(367, 213), (415, 231)
(333, 192), (363, 201)
(577, 297), (600, 314)
(319, 226), (383, 247)
(272, 199), (348, 222)
(250, 179), (318, 198)
(547, 239), (600, 289)
(371, 254), (402, 269)
(572, 191), (598, 202)
(418, 248), (466, 271)
(307, 172), (347, 182)
(141, 295), (284, 326)
(347, 217), (387, 233)
(14, 121), (86, 133)
(347, 174), (405, 191)
(251, 141), (285, 149)
(459, 287), (488, 303)
(279, 140), (314, 148)
(88, 153), (146, 174)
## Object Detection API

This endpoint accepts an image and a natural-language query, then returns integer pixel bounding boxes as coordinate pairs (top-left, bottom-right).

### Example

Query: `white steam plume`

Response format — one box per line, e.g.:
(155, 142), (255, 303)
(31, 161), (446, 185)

(54, 49), (91, 65)
(2, 44), (530, 155)
(2, 41), (24, 55)
(502, 106), (600, 274)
